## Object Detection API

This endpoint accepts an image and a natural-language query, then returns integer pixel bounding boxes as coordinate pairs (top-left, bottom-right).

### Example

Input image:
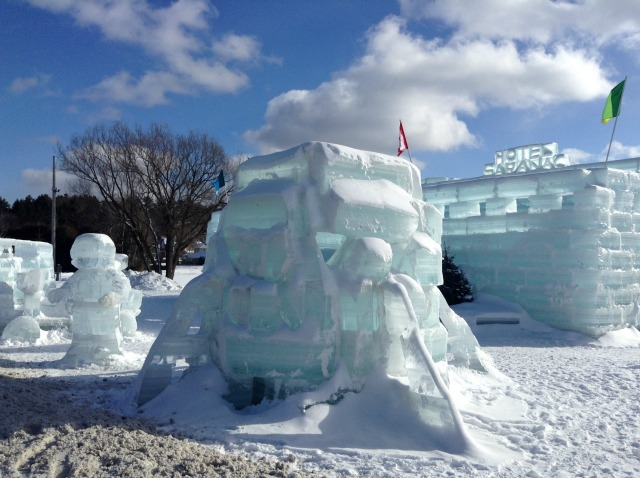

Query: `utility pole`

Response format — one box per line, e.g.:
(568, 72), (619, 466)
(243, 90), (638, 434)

(51, 156), (59, 279)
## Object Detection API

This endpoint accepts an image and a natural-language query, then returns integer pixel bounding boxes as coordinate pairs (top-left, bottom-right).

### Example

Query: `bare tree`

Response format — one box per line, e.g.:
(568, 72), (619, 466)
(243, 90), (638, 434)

(59, 122), (229, 279)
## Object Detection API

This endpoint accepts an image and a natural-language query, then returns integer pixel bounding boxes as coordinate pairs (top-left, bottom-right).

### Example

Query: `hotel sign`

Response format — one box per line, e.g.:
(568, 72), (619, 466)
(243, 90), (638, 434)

(483, 142), (569, 176)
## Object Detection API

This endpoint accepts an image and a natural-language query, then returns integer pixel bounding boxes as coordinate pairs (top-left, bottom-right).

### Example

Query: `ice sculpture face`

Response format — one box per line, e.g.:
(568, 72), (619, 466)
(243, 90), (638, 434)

(71, 234), (116, 269)
(135, 142), (483, 420)
(48, 233), (129, 366)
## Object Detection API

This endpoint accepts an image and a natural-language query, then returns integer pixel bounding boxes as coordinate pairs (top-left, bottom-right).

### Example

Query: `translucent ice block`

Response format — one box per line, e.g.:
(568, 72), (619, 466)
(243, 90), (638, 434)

(573, 186), (615, 210)
(448, 201), (480, 219)
(467, 215), (507, 234)
(495, 175), (539, 198)
(614, 190), (634, 213)
(527, 193), (562, 213)
(454, 178), (496, 202)
(391, 232), (443, 286)
(485, 197), (517, 216)
(332, 237), (392, 282)
(536, 169), (591, 195)
(329, 179), (420, 241)
(591, 168), (629, 191)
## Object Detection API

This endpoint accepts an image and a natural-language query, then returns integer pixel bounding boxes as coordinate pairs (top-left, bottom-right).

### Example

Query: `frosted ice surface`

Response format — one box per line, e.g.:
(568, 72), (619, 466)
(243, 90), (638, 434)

(134, 141), (485, 432)
(47, 234), (130, 366)
(485, 198), (517, 216)
(448, 201), (480, 219)
(1, 315), (41, 343)
(528, 193), (563, 213)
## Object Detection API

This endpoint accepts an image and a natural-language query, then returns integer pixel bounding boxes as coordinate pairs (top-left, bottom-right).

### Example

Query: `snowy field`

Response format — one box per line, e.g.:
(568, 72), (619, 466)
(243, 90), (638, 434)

(1, 266), (640, 477)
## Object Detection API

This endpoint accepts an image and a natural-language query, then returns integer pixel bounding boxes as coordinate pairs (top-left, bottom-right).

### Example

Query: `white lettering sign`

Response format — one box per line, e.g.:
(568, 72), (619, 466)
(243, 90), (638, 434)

(483, 142), (569, 176)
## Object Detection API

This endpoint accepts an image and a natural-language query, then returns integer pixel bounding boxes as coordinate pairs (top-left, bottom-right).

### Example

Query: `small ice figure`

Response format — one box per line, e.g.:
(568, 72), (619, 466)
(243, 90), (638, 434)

(16, 268), (46, 317)
(114, 253), (142, 336)
(48, 233), (130, 366)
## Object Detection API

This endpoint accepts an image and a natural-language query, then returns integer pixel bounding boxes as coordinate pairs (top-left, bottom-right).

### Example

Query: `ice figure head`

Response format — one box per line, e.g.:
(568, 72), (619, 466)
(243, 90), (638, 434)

(114, 253), (129, 271)
(71, 233), (116, 269)
(135, 142), (484, 434)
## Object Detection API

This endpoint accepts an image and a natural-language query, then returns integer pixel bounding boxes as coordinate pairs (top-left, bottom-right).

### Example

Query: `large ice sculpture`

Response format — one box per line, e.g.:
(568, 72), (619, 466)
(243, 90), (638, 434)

(47, 234), (130, 366)
(134, 141), (484, 436)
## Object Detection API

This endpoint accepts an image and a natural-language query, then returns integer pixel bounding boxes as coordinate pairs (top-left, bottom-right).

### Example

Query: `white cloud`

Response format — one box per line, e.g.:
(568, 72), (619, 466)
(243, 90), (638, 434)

(245, 15), (611, 154)
(212, 33), (262, 63)
(566, 142), (640, 165)
(562, 147), (596, 165)
(26, 0), (263, 106)
(399, 0), (640, 47)
(9, 74), (51, 94)
(21, 168), (76, 198)
(603, 141), (640, 161)
(76, 71), (192, 107)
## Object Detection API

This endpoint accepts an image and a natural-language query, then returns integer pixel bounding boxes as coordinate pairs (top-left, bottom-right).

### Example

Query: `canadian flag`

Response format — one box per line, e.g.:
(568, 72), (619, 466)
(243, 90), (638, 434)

(397, 121), (409, 156)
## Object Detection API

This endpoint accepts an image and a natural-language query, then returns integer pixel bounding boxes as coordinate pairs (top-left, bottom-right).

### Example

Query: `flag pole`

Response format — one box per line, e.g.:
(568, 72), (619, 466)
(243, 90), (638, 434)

(604, 76), (627, 165)
(604, 115), (619, 166)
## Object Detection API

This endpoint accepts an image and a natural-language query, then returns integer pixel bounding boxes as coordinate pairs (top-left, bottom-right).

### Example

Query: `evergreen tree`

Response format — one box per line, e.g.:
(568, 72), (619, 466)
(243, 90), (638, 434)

(439, 245), (473, 305)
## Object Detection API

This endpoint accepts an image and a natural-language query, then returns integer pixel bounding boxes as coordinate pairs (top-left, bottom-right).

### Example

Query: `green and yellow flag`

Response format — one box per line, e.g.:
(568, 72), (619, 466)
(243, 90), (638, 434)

(602, 79), (626, 124)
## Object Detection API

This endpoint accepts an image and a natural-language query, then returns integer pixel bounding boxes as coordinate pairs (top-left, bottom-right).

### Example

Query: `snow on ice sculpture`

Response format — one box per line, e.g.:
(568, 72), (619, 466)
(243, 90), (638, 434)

(133, 142), (485, 439)
(47, 234), (130, 366)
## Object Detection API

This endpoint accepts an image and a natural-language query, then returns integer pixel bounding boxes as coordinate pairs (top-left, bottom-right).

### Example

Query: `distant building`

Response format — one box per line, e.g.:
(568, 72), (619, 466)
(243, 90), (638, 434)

(423, 143), (640, 336)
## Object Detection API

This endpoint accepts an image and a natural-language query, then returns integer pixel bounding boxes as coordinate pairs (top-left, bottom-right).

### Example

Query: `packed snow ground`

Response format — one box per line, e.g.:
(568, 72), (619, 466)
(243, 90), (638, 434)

(1, 266), (640, 477)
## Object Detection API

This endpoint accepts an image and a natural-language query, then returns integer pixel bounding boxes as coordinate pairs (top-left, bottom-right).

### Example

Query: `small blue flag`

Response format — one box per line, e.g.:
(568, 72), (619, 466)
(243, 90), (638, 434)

(213, 170), (225, 195)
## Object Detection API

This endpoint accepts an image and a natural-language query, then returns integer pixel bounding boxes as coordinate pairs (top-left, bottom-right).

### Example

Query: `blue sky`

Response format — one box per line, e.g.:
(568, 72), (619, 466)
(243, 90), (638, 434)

(3, 0), (640, 203)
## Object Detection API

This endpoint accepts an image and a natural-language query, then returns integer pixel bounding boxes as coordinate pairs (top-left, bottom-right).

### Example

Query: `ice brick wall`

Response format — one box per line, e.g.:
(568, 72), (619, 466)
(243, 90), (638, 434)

(424, 165), (640, 336)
